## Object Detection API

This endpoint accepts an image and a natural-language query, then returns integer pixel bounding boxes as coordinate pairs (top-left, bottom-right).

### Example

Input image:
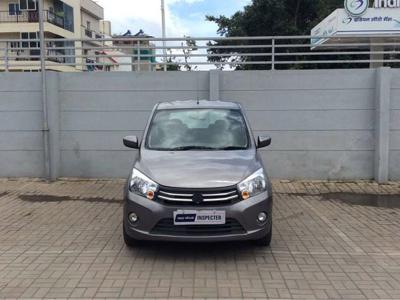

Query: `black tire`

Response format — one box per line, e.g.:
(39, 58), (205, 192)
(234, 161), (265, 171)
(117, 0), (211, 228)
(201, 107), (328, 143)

(123, 224), (141, 247)
(254, 226), (272, 247)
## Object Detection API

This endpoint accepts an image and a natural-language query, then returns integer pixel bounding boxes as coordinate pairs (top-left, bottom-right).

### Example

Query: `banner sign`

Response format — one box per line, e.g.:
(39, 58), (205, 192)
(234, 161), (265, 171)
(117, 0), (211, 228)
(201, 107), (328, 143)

(311, 8), (400, 47)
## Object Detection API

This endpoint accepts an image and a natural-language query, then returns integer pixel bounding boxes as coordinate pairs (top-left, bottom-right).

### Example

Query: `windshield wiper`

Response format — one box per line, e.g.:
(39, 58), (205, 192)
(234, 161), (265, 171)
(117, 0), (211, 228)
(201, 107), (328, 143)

(154, 146), (247, 151)
(169, 146), (217, 151)
(215, 146), (247, 150)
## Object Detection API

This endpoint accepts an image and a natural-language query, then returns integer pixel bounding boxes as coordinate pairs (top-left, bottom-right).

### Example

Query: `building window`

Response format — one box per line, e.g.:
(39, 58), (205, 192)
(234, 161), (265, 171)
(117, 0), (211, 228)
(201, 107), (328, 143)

(9, 3), (22, 15)
(87, 21), (91, 30)
(63, 3), (74, 32)
(54, 0), (74, 32)
(19, 0), (37, 11)
(10, 41), (21, 52)
(21, 32), (39, 49)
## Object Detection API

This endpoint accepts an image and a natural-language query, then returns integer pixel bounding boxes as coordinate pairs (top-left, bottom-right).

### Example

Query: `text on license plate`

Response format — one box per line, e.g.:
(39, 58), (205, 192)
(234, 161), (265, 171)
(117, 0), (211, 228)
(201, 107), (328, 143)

(173, 210), (226, 225)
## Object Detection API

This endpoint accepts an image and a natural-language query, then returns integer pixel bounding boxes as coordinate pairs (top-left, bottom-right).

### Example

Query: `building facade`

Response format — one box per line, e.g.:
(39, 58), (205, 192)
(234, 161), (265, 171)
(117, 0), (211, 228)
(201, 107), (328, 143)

(0, 0), (109, 71)
(113, 30), (157, 72)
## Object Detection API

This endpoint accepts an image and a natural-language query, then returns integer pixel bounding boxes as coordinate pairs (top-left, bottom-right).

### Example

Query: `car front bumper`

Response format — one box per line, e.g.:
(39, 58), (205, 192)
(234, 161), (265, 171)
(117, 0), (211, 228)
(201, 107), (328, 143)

(123, 189), (273, 242)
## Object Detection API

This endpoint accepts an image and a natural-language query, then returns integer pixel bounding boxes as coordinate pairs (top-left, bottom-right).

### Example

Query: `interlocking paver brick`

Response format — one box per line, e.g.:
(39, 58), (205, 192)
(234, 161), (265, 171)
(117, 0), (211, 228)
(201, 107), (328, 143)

(0, 179), (400, 299)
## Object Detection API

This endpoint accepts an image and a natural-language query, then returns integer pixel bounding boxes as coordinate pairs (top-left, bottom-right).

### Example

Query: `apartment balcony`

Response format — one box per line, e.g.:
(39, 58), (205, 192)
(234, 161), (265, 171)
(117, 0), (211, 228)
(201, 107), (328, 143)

(0, 54), (77, 72)
(0, 10), (66, 31)
(81, 26), (103, 45)
(84, 28), (102, 39)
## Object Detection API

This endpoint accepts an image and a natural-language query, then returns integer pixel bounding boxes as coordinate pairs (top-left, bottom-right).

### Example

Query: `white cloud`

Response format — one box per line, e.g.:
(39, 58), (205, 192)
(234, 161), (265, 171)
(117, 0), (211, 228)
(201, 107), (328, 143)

(95, 0), (206, 37)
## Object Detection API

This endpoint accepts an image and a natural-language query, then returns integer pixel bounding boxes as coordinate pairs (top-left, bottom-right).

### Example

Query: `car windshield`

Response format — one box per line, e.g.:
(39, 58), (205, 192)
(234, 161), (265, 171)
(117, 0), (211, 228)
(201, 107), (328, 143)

(146, 108), (250, 151)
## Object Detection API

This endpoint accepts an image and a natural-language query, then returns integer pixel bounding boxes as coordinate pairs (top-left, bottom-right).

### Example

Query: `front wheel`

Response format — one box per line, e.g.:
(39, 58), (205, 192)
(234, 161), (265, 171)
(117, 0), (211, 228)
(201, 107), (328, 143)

(254, 226), (272, 247)
(123, 224), (141, 247)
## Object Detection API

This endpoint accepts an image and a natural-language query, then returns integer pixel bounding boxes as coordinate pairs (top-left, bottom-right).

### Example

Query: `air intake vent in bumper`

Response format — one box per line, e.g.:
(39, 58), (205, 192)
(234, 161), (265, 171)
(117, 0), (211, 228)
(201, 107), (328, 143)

(151, 218), (246, 236)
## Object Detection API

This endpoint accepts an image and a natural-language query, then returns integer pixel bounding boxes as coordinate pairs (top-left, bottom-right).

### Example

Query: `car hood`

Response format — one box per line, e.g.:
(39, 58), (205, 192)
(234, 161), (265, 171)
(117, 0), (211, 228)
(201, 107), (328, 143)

(135, 150), (262, 189)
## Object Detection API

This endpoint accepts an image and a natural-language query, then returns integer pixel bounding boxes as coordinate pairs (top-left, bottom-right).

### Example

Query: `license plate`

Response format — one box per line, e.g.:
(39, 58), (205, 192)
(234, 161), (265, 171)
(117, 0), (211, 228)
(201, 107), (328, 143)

(173, 210), (226, 225)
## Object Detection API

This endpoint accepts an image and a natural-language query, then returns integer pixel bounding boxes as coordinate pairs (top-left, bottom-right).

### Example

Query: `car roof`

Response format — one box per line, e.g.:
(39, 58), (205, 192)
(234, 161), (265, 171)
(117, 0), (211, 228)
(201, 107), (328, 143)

(156, 100), (241, 110)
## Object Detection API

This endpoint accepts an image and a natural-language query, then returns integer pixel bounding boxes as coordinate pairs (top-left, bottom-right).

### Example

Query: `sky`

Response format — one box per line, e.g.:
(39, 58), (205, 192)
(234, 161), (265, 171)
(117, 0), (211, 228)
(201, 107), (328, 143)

(95, 0), (251, 37)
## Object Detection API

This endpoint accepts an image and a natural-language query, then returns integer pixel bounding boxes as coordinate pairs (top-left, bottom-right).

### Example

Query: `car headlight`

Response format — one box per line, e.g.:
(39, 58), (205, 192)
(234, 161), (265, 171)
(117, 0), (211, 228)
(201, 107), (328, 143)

(129, 169), (158, 200)
(238, 168), (267, 200)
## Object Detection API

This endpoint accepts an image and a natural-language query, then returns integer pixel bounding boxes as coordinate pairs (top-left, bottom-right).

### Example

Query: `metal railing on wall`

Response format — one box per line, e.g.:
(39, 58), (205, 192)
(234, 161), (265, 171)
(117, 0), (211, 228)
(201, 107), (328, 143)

(0, 35), (399, 72)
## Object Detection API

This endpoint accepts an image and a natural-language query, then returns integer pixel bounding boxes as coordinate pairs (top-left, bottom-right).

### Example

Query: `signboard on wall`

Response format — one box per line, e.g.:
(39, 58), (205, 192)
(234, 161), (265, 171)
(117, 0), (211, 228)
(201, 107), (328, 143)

(311, 1), (400, 48)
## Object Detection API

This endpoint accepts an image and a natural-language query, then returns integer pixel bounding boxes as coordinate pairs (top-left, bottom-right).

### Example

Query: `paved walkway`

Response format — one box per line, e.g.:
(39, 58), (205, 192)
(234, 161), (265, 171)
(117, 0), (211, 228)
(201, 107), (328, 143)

(0, 179), (400, 299)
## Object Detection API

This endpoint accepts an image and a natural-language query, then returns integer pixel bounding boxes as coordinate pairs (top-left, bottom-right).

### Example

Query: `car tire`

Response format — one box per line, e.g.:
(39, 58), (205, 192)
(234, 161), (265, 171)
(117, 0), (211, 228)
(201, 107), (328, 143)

(254, 226), (272, 247)
(123, 224), (141, 247)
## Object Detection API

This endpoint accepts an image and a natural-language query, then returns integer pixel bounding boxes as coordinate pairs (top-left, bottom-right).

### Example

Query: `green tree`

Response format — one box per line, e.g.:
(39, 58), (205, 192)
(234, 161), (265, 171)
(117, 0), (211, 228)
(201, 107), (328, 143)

(182, 37), (198, 71)
(165, 48), (181, 71)
(206, 0), (358, 70)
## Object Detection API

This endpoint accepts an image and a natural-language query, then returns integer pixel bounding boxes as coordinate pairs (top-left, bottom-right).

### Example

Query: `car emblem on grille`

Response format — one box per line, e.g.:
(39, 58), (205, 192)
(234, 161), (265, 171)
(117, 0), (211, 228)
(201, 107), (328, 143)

(193, 193), (204, 204)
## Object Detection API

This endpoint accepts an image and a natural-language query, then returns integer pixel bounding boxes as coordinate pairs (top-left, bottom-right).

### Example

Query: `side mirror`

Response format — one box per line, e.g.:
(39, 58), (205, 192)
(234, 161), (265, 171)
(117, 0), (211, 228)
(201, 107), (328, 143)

(123, 136), (139, 149)
(257, 136), (271, 149)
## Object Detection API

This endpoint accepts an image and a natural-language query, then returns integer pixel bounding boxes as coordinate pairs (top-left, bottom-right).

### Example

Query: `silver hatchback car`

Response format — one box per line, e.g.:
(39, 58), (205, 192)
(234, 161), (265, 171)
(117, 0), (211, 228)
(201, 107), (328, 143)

(122, 100), (273, 246)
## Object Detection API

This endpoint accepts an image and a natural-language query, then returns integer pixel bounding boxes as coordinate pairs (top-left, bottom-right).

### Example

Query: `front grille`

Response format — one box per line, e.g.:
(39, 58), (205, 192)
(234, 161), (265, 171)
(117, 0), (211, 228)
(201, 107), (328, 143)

(156, 186), (241, 206)
(151, 218), (246, 236)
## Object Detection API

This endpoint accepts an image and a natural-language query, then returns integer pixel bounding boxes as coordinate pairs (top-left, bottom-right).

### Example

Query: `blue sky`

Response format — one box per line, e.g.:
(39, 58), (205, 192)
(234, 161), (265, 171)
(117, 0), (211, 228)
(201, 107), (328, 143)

(169, 0), (250, 36)
(97, 0), (251, 37)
